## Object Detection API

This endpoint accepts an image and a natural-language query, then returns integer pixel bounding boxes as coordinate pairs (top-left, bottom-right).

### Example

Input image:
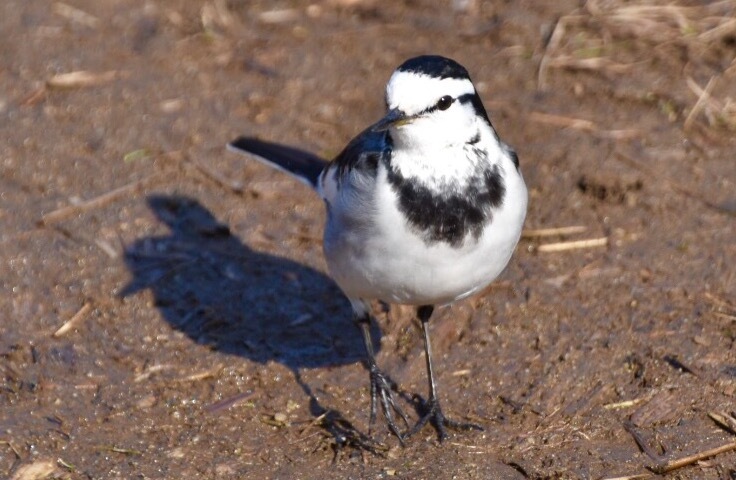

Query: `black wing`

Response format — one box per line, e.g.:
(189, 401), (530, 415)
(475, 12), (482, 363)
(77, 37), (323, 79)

(227, 136), (328, 189)
(330, 125), (390, 179)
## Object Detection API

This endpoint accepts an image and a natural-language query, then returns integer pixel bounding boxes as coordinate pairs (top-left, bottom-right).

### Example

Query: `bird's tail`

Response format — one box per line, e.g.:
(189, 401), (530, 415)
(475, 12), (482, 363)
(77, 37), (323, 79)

(227, 137), (328, 189)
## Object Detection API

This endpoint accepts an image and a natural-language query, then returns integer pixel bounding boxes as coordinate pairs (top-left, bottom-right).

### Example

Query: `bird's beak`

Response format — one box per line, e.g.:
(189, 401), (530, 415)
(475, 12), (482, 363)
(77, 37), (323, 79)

(371, 108), (413, 132)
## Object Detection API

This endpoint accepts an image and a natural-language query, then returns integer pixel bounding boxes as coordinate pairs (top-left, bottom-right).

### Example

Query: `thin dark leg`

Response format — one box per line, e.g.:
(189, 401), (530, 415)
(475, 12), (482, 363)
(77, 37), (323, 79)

(356, 310), (409, 443)
(408, 305), (484, 441)
(418, 306), (439, 403)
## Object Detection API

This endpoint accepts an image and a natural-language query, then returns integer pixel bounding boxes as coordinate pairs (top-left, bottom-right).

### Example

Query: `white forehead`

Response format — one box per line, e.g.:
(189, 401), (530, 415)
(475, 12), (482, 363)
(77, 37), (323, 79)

(385, 70), (476, 114)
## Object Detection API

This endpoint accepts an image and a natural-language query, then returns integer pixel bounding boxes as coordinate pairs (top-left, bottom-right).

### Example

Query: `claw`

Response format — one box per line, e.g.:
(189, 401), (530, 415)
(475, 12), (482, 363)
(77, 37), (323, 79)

(407, 397), (483, 441)
(368, 365), (409, 443)
(355, 307), (410, 443)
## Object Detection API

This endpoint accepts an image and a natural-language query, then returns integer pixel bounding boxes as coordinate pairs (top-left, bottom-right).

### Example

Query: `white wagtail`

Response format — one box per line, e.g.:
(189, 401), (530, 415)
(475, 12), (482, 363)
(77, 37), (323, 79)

(228, 55), (528, 442)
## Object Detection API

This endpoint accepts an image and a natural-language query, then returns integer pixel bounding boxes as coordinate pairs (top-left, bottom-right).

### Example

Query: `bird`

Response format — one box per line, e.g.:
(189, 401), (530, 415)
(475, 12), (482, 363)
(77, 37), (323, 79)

(227, 55), (528, 442)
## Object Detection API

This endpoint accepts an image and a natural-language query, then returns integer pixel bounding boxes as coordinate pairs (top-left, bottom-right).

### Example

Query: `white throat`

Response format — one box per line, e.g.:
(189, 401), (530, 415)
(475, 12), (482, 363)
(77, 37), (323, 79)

(389, 117), (503, 189)
(384, 69), (503, 186)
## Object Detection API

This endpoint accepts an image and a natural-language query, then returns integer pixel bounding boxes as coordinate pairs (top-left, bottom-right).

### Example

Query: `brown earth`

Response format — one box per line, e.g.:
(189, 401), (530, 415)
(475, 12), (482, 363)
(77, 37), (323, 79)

(2, 1), (736, 479)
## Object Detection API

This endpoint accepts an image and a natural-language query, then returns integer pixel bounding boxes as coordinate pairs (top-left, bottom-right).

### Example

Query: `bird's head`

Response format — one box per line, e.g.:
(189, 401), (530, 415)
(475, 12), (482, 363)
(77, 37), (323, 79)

(373, 55), (492, 151)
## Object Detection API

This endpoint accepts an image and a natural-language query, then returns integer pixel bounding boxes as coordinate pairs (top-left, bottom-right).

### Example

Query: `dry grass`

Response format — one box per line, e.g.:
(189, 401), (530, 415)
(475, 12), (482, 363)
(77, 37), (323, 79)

(586, 0), (736, 45)
(685, 75), (736, 130)
(539, 0), (736, 130)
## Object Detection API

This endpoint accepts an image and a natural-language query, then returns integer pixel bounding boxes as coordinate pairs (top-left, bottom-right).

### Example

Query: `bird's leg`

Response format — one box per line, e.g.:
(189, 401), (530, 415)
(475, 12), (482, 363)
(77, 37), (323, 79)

(408, 305), (484, 441)
(355, 308), (409, 443)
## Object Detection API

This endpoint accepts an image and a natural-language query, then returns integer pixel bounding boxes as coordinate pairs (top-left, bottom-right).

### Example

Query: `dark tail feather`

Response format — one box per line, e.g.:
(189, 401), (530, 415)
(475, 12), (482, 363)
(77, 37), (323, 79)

(227, 136), (328, 189)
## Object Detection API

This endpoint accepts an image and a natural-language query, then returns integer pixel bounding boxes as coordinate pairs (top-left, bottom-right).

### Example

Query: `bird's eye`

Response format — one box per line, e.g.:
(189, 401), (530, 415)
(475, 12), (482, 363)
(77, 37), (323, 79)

(436, 95), (453, 111)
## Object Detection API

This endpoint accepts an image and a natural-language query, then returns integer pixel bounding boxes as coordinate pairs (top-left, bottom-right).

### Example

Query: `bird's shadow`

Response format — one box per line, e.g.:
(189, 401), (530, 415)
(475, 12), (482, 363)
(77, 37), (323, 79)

(121, 194), (384, 453)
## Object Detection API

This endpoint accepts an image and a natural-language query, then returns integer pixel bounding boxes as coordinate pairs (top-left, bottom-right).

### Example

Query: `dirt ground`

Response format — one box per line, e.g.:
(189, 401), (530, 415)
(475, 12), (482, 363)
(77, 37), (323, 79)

(2, 0), (736, 478)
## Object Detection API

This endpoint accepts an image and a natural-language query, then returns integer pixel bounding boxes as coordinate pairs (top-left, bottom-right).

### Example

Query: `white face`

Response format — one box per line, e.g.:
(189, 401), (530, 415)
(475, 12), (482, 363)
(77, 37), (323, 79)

(385, 70), (480, 150)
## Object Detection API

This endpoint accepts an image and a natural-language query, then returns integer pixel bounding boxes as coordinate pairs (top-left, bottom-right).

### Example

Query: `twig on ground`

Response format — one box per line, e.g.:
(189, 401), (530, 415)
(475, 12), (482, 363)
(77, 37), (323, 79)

(537, 15), (564, 91)
(94, 238), (119, 259)
(20, 86), (47, 106)
(47, 70), (120, 88)
(600, 474), (652, 480)
(603, 398), (645, 410)
(709, 411), (736, 435)
(537, 15), (588, 91)
(537, 237), (608, 253)
(56, 457), (76, 472)
(53, 301), (93, 337)
(40, 173), (163, 225)
(96, 445), (143, 456)
(205, 391), (255, 414)
(684, 76), (718, 130)
(613, 411), (736, 477)
(545, 55), (634, 74)
(188, 155), (244, 194)
(529, 112), (640, 139)
(133, 364), (174, 383)
(530, 111), (596, 130)
(703, 292), (736, 311)
(53, 2), (100, 28)
(651, 441), (736, 474)
(686, 74), (736, 130)
(176, 366), (223, 383)
(698, 17), (736, 43)
(704, 291), (736, 320)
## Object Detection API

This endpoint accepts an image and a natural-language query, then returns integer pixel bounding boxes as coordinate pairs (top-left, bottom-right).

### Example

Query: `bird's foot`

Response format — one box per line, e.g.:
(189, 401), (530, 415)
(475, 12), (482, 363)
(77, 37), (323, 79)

(407, 396), (483, 441)
(368, 365), (410, 443)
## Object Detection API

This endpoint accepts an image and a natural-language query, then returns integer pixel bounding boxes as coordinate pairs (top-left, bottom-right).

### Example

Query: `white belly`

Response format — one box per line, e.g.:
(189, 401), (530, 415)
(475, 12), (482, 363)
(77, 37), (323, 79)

(323, 166), (527, 306)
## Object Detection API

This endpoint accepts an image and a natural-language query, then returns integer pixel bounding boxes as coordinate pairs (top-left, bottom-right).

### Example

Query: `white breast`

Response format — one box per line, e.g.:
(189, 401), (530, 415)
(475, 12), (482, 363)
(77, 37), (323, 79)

(322, 155), (527, 306)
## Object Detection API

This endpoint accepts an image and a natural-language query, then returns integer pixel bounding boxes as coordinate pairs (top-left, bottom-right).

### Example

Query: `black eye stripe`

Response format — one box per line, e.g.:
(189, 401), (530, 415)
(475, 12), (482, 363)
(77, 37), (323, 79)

(413, 91), (491, 123)
(456, 93), (477, 105)
(457, 92), (492, 126)
(418, 95), (454, 116)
